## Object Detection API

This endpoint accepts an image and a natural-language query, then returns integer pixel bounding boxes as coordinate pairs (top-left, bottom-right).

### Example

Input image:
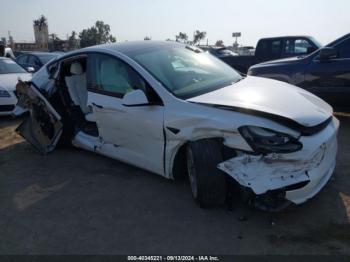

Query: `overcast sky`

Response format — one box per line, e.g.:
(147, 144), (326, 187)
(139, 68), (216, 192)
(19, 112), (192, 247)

(1, 0), (349, 46)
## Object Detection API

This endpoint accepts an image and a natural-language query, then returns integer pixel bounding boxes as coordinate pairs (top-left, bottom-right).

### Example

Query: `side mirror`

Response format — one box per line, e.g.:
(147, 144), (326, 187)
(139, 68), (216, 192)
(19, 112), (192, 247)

(319, 47), (338, 61)
(26, 66), (35, 73)
(122, 89), (149, 106)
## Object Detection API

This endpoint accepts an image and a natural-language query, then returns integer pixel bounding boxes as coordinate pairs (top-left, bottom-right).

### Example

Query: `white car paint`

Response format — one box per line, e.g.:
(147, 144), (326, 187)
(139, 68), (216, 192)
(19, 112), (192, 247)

(5, 48), (15, 59)
(15, 41), (339, 208)
(0, 72), (31, 115)
(188, 76), (333, 127)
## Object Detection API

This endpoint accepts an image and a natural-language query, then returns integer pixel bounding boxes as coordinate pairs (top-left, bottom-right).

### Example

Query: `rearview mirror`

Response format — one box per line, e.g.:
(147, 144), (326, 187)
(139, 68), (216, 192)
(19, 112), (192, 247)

(319, 47), (338, 61)
(122, 89), (149, 106)
(26, 66), (35, 73)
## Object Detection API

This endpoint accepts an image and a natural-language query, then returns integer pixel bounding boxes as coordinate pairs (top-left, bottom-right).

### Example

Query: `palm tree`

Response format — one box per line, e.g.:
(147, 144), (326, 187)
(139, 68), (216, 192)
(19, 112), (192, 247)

(175, 32), (188, 43)
(33, 15), (48, 30)
(193, 30), (206, 45)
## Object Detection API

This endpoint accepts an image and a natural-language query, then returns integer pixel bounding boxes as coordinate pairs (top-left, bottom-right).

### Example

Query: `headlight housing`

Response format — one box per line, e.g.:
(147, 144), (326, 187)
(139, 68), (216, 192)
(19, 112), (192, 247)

(239, 126), (302, 154)
(0, 88), (11, 97)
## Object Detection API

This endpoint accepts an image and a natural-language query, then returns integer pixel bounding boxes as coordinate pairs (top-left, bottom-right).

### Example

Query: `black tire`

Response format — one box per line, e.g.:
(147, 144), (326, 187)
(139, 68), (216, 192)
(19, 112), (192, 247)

(186, 139), (227, 207)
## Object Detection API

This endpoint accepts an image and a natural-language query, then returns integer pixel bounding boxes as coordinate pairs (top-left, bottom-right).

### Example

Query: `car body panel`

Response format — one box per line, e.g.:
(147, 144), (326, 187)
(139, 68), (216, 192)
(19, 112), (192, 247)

(218, 117), (339, 204)
(86, 91), (165, 175)
(188, 76), (332, 127)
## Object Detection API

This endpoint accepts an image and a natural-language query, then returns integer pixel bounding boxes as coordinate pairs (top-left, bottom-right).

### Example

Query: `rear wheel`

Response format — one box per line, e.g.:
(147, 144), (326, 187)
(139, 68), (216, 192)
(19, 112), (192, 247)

(186, 139), (227, 207)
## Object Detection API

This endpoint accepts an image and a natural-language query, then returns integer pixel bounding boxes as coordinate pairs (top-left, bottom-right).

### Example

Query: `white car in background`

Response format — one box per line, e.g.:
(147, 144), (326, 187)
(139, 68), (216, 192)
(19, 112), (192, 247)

(5, 48), (15, 59)
(14, 41), (338, 211)
(0, 57), (31, 115)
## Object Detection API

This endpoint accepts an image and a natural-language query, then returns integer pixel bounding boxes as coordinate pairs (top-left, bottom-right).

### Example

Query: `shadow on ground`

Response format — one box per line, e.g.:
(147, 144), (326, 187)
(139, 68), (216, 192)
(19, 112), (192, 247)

(0, 115), (349, 255)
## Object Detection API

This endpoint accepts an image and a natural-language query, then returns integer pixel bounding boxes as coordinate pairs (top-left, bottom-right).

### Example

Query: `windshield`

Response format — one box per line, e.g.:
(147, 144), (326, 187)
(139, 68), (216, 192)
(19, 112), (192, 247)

(309, 37), (322, 48)
(0, 59), (27, 74)
(130, 45), (242, 99)
(37, 53), (57, 64)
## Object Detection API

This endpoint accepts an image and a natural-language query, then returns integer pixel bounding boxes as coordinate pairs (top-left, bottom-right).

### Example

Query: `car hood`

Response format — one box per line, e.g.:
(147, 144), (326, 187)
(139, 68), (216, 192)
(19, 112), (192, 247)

(187, 76), (332, 127)
(0, 73), (32, 91)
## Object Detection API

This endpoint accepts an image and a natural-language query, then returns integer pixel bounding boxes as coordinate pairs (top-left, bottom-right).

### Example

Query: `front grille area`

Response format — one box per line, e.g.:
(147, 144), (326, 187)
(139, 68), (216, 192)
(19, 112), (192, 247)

(0, 105), (15, 112)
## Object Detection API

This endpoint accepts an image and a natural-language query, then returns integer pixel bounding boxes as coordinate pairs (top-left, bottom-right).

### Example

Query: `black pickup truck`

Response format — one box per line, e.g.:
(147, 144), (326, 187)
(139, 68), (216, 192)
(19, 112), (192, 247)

(248, 33), (350, 110)
(221, 36), (321, 73)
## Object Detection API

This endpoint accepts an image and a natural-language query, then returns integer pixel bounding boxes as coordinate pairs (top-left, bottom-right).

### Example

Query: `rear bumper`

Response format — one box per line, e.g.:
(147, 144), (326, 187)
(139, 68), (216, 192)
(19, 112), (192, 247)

(218, 117), (339, 205)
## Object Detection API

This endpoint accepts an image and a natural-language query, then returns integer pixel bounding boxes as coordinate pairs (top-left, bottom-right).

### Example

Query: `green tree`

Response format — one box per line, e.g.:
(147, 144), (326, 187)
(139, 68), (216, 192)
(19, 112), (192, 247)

(175, 32), (188, 43)
(68, 31), (79, 50)
(79, 21), (116, 48)
(215, 40), (224, 47)
(193, 30), (206, 45)
(33, 15), (47, 30)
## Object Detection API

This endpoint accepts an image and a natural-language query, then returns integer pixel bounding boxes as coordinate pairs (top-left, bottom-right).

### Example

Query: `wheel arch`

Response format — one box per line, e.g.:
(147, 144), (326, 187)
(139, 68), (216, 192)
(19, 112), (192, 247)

(170, 136), (235, 180)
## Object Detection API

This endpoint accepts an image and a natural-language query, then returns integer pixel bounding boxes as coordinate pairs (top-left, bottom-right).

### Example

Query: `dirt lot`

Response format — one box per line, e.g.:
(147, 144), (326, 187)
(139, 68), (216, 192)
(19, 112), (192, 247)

(0, 115), (349, 255)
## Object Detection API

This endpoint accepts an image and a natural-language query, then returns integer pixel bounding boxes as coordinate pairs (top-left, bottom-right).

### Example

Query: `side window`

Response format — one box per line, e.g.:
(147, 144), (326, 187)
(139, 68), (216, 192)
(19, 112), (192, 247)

(269, 40), (282, 59)
(47, 62), (58, 76)
(337, 38), (350, 58)
(34, 57), (42, 67)
(88, 54), (146, 97)
(285, 39), (313, 55)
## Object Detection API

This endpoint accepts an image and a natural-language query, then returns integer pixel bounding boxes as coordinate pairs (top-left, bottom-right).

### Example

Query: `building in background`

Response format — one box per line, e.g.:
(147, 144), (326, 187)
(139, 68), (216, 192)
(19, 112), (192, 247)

(33, 15), (49, 50)
(13, 15), (49, 52)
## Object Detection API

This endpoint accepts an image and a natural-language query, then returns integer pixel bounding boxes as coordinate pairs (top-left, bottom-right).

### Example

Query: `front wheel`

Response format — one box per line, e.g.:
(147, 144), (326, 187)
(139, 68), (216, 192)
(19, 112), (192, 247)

(186, 139), (227, 207)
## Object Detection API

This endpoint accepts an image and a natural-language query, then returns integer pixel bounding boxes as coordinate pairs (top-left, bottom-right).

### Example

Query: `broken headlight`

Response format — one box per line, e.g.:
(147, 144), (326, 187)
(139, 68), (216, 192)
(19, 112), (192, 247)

(239, 126), (302, 154)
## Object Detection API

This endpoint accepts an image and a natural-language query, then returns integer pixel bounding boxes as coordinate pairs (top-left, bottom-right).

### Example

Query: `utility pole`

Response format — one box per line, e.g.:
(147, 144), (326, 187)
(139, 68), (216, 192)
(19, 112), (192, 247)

(232, 32), (241, 52)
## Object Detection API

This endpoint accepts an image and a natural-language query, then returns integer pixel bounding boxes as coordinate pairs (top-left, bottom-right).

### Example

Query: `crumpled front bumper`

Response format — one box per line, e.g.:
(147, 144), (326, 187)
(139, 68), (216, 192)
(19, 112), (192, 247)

(218, 117), (339, 205)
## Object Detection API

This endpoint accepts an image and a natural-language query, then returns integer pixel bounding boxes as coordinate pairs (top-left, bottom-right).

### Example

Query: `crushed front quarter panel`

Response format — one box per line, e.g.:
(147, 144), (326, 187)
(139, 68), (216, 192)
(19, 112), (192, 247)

(218, 117), (339, 204)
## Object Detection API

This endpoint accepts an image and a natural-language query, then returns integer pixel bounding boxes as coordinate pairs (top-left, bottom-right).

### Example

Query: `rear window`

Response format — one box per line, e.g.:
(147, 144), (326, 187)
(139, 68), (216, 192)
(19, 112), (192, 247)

(37, 54), (57, 64)
(270, 40), (282, 57)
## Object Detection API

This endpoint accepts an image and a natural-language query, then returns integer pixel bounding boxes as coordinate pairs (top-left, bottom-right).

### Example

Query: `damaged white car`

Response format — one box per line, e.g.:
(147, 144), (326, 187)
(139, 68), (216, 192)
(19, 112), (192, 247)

(14, 41), (339, 211)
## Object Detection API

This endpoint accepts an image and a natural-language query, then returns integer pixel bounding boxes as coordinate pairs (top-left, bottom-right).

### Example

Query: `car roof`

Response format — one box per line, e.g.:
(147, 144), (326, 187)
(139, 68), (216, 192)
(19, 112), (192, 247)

(258, 36), (313, 41)
(88, 40), (184, 54)
(17, 52), (58, 56)
(49, 41), (198, 64)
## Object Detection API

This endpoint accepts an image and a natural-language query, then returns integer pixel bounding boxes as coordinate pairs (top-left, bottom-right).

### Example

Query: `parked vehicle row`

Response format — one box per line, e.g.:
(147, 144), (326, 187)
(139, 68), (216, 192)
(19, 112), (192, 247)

(220, 36), (321, 74)
(14, 41), (339, 211)
(15, 52), (60, 72)
(248, 33), (350, 110)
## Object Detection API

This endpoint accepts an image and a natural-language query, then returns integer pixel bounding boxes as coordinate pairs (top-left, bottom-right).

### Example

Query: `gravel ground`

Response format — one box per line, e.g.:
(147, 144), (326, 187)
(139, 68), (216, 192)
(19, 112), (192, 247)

(0, 115), (349, 255)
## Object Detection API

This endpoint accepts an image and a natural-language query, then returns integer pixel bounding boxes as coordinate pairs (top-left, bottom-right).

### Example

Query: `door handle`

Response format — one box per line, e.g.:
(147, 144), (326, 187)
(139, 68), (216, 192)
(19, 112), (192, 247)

(92, 102), (103, 109)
